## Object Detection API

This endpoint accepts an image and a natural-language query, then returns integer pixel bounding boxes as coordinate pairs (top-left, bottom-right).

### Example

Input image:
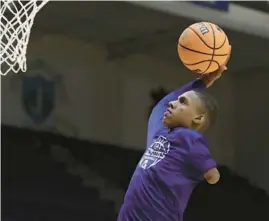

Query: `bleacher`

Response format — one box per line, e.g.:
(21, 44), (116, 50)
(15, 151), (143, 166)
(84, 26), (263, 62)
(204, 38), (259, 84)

(2, 126), (117, 221)
(2, 125), (269, 221)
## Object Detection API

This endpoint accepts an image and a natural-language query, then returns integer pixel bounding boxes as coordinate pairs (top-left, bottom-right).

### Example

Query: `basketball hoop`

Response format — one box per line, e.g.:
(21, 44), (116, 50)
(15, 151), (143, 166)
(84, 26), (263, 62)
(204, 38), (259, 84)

(0, 0), (49, 76)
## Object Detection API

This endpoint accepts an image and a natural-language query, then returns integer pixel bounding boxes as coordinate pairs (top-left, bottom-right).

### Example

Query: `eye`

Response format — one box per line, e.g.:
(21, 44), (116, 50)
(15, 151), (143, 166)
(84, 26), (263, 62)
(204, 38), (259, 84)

(179, 96), (187, 104)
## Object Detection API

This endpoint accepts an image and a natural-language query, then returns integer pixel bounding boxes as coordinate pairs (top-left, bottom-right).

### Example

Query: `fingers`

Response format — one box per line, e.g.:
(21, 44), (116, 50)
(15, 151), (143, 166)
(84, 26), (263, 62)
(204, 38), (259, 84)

(214, 65), (227, 77)
(223, 45), (232, 67)
(218, 45), (231, 74)
(226, 45), (232, 64)
(201, 46), (231, 87)
(220, 66), (227, 72)
(202, 45), (229, 78)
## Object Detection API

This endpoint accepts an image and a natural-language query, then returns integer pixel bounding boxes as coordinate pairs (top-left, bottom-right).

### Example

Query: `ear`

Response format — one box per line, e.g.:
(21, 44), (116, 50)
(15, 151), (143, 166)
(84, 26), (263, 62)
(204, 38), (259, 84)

(192, 114), (206, 125)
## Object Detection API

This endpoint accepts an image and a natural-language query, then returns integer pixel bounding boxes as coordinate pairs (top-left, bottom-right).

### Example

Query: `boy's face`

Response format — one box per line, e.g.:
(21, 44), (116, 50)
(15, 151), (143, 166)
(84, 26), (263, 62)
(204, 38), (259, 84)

(162, 91), (205, 130)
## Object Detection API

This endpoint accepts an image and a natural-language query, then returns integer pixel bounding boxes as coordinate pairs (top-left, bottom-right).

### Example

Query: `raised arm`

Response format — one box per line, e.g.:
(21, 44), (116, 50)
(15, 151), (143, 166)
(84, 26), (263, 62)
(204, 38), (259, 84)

(147, 79), (205, 143)
(147, 65), (228, 144)
(156, 78), (205, 108)
(156, 63), (228, 108)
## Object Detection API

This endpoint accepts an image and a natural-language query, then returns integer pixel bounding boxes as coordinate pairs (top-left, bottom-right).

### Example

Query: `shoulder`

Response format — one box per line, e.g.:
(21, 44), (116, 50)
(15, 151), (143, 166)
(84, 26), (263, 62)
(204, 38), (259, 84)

(168, 127), (205, 143)
(167, 128), (209, 152)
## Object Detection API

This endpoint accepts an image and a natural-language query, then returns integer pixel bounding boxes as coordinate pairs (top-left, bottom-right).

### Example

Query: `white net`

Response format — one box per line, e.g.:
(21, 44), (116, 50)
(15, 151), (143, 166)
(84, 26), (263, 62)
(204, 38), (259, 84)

(0, 0), (49, 76)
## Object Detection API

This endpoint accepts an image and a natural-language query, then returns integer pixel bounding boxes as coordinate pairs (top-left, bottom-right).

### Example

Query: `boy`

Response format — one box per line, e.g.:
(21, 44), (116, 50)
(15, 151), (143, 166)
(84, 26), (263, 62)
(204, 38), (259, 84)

(118, 65), (227, 221)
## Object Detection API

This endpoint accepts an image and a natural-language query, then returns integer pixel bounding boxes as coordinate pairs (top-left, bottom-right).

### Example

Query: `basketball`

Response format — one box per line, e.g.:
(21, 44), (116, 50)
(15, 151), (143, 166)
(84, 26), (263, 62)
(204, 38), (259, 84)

(177, 22), (230, 74)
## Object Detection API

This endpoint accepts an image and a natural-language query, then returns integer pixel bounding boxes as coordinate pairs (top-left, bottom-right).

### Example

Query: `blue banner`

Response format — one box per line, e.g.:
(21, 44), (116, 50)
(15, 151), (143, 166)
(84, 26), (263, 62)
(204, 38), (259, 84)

(22, 75), (55, 125)
(191, 1), (230, 12)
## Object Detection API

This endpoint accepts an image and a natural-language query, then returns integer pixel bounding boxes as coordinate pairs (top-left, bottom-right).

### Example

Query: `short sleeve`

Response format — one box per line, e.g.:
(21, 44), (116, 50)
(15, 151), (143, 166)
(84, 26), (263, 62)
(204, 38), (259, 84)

(189, 138), (217, 173)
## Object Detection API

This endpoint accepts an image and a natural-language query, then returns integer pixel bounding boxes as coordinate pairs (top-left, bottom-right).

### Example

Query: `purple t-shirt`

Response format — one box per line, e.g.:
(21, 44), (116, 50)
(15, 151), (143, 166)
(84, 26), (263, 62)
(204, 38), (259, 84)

(118, 79), (217, 221)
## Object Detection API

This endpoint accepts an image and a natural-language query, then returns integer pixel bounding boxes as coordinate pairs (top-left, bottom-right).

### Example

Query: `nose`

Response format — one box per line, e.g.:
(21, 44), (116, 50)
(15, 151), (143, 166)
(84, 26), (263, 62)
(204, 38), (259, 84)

(169, 101), (175, 109)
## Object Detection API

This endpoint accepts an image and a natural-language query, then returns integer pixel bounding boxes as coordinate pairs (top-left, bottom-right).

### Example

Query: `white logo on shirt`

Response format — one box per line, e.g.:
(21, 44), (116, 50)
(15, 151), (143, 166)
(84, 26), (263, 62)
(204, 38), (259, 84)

(139, 136), (170, 169)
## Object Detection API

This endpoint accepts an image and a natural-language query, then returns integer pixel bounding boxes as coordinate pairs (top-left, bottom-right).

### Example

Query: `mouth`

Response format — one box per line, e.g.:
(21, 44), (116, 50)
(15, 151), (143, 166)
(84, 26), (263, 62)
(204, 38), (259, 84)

(164, 109), (172, 117)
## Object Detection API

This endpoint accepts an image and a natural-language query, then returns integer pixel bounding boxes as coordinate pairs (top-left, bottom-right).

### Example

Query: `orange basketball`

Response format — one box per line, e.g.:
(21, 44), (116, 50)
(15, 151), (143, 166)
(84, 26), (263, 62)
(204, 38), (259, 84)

(177, 22), (230, 74)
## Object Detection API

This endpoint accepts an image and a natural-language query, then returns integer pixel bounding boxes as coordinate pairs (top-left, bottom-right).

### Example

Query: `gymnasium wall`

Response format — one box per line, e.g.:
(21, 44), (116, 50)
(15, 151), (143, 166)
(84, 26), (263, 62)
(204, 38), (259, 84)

(1, 33), (234, 166)
(1, 30), (269, 193)
(234, 70), (269, 194)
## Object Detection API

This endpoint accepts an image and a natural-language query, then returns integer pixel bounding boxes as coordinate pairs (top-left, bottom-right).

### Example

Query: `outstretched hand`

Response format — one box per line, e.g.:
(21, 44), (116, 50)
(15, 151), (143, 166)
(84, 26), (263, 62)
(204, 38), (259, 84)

(200, 65), (227, 88)
(200, 45), (231, 88)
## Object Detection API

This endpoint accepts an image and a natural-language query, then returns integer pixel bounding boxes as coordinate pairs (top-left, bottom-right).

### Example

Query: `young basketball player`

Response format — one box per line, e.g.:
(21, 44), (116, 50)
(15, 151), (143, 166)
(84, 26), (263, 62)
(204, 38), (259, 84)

(117, 65), (227, 221)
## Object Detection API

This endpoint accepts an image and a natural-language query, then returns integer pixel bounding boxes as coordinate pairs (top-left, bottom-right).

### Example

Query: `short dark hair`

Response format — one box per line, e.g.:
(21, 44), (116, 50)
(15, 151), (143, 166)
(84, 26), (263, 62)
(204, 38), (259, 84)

(193, 90), (218, 129)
